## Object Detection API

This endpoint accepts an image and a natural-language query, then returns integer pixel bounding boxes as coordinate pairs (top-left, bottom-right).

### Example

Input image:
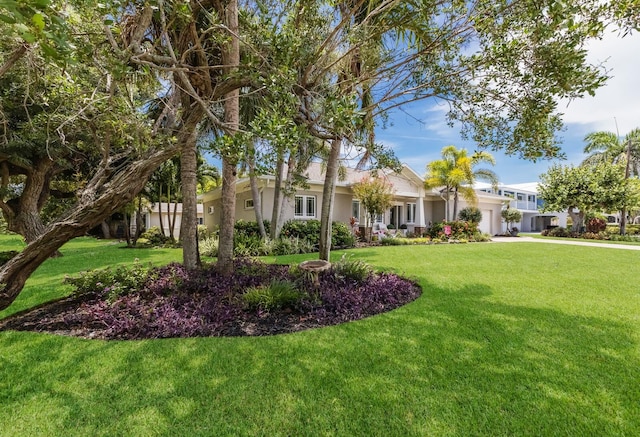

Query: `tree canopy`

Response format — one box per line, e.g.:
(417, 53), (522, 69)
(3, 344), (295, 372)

(0, 0), (636, 310)
(538, 163), (640, 231)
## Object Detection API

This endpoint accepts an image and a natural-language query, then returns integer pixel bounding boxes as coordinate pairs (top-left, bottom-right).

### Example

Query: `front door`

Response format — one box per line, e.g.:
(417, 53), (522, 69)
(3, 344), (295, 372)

(390, 205), (402, 228)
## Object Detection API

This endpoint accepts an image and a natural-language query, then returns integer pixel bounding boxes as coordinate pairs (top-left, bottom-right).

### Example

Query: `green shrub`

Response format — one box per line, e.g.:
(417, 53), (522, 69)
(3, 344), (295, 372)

(234, 234), (269, 257)
(332, 254), (373, 283)
(234, 220), (270, 238)
(427, 221), (478, 240)
(140, 226), (169, 245)
(135, 238), (152, 247)
(380, 237), (408, 246)
(64, 261), (152, 302)
(542, 227), (571, 237)
(281, 219), (322, 247)
(582, 232), (606, 240)
(608, 234), (640, 242)
(242, 280), (304, 311)
(332, 221), (356, 248)
(586, 217), (607, 233)
(273, 237), (315, 256)
(0, 250), (19, 266)
(471, 232), (492, 242)
(197, 224), (209, 240)
(458, 207), (482, 223)
(199, 236), (219, 257)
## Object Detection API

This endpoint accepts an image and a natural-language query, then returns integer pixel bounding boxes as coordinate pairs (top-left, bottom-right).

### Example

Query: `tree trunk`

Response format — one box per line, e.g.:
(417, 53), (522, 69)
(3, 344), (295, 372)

(319, 138), (342, 261)
(170, 201), (179, 240)
(270, 153), (285, 239)
(157, 188), (165, 236)
(167, 185), (174, 241)
(248, 167), (267, 239)
(100, 220), (111, 239)
(567, 207), (583, 232)
(217, 0), (240, 276)
(0, 143), (182, 311)
(273, 155), (296, 239)
(452, 189), (459, 221)
(123, 211), (132, 246)
(180, 120), (200, 268)
(3, 158), (53, 243)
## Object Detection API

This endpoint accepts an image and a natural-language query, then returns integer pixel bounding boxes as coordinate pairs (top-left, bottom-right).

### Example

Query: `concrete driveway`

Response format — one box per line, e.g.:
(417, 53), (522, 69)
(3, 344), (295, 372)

(491, 235), (640, 251)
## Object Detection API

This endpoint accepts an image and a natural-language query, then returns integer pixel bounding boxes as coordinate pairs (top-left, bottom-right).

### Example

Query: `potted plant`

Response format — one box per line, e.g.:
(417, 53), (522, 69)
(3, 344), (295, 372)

(399, 223), (408, 236)
(386, 223), (396, 235)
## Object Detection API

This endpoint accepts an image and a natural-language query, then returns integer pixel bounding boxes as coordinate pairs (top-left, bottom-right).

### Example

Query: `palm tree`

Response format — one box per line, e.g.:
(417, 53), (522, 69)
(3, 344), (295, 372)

(582, 129), (640, 175)
(582, 128), (640, 234)
(425, 146), (498, 221)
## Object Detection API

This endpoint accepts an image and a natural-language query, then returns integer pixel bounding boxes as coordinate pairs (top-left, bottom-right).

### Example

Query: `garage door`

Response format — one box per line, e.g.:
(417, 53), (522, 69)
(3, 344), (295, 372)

(479, 209), (493, 234)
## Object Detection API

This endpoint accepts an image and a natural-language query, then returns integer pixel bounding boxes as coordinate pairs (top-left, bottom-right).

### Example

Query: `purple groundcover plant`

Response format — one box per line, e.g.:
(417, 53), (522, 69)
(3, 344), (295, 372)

(2, 258), (421, 339)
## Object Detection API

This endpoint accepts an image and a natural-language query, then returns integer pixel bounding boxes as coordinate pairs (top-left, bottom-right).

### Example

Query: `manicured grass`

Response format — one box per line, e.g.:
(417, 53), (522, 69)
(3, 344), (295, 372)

(0, 236), (183, 319)
(1, 237), (640, 436)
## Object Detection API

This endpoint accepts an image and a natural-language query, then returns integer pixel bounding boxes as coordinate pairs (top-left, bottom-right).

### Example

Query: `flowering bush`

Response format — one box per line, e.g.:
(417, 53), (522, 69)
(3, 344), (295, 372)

(426, 221), (478, 240)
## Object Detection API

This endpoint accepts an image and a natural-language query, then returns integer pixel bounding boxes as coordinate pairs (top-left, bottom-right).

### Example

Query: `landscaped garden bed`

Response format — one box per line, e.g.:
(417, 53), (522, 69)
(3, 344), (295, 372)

(0, 257), (421, 339)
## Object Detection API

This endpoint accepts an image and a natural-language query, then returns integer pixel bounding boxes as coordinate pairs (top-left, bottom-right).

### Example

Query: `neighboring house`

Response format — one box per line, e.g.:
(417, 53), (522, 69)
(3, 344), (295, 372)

(476, 182), (568, 232)
(201, 162), (507, 236)
(144, 202), (204, 239)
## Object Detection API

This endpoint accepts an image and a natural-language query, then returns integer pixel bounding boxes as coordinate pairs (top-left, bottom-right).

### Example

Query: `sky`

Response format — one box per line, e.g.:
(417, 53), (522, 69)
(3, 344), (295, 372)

(377, 29), (640, 184)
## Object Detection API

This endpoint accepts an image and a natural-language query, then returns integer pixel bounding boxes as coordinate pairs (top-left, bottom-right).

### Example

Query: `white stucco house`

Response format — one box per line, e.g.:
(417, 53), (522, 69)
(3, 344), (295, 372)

(476, 182), (568, 232)
(201, 162), (507, 236)
(144, 202), (204, 239)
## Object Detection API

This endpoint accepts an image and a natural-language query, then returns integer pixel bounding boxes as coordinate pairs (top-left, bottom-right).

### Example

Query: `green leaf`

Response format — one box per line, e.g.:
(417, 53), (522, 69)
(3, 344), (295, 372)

(31, 13), (45, 31)
(40, 42), (58, 58)
(0, 14), (16, 24)
(21, 31), (37, 43)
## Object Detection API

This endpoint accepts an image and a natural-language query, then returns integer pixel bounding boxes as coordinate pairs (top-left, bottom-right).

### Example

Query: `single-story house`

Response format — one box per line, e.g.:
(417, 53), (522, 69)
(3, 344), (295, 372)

(201, 162), (507, 235)
(476, 182), (568, 232)
(144, 202), (204, 239)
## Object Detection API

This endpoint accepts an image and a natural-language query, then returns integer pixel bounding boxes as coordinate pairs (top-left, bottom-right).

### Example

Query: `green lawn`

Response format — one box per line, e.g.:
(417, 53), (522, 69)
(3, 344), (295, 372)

(1, 236), (639, 436)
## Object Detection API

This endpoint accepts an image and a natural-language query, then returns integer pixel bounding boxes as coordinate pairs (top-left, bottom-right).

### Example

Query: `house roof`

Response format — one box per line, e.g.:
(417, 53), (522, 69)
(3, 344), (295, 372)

(200, 161), (508, 205)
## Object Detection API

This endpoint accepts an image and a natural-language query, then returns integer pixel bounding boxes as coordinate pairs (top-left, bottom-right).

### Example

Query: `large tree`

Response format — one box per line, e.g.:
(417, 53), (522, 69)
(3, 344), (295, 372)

(538, 162), (640, 232)
(306, 0), (619, 260)
(582, 128), (640, 234)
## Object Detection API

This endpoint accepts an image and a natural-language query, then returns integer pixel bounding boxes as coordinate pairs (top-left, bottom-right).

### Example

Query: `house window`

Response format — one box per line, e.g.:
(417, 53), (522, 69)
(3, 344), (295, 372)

(527, 195), (535, 202)
(374, 213), (384, 223)
(197, 217), (203, 225)
(517, 193), (525, 202)
(244, 198), (254, 209)
(295, 195), (316, 218)
(406, 203), (417, 223)
(352, 200), (360, 221)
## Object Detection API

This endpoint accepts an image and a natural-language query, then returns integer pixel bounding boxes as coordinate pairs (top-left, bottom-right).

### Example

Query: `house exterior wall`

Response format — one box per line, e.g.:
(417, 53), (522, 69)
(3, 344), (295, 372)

(145, 203), (203, 239)
(201, 164), (509, 236)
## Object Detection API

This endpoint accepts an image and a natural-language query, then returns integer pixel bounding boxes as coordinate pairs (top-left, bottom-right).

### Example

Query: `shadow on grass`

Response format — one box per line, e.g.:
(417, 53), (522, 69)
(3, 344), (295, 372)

(0, 280), (638, 436)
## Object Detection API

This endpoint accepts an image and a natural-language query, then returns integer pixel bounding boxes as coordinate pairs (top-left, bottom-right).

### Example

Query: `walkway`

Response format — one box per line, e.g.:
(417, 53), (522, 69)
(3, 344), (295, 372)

(490, 235), (640, 251)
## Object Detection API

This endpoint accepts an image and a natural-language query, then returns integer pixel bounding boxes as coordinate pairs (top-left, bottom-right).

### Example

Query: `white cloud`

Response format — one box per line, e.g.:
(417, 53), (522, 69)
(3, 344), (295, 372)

(561, 30), (640, 135)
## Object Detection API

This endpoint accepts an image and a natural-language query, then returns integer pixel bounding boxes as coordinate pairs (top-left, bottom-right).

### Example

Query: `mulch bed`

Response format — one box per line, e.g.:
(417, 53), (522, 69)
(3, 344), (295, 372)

(0, 261), (421, 340)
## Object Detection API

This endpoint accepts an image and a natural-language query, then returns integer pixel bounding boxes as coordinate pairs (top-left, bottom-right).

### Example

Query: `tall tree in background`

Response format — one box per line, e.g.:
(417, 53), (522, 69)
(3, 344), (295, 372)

(425, 146), (498, 221)
(538, 163), (640, 232)
(351, 176), (394, 242)
(582, 128), (640, 234)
